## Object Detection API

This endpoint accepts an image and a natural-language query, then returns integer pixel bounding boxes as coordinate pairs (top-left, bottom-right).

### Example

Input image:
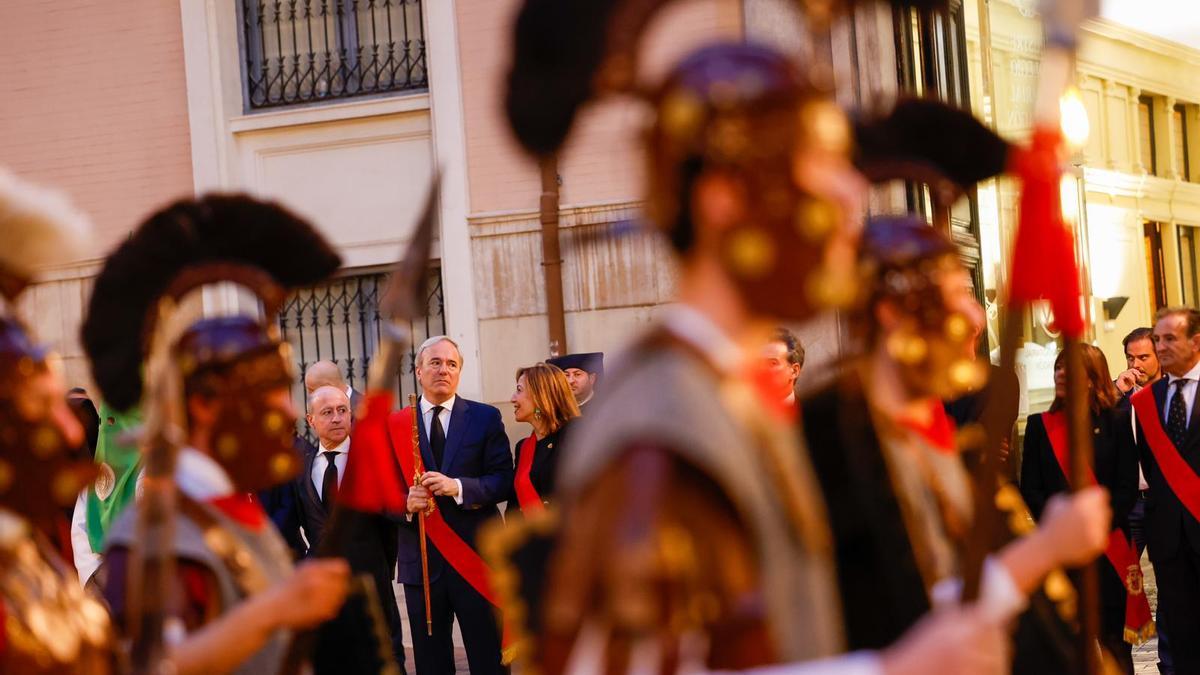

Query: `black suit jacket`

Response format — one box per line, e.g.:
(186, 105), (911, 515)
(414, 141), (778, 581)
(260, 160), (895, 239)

(802, 375), (931, 650)
(1019, 408), (1139, 637)
(1134, 377), (1200, 561)
(511, 420), (573, 516)
(396, 396), (513, 585)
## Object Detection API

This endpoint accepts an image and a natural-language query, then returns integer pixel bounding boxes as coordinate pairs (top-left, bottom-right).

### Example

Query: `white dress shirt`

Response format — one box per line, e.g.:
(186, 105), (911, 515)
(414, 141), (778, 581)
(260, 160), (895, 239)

(418, 394), (463, 505)
(1163, 359), (1200, 426)
(311, 436), (350, 500)
(72, 447), (234, 583)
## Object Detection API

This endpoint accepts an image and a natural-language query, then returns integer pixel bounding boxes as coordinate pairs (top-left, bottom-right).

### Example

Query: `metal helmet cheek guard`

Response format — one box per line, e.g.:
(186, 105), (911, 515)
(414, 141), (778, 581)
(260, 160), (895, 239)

(645, 43), (857, 322)
(0, 319), (98, 524)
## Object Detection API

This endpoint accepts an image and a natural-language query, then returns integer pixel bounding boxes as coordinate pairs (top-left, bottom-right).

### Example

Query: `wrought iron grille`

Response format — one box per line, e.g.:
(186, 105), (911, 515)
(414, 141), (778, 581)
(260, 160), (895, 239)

(278, 269), (444, 442)
(240, 0), (427, 110)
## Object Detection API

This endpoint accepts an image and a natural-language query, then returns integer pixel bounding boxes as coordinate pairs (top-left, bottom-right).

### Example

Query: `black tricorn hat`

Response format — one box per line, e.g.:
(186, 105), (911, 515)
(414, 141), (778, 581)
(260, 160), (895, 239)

(547, 352), (605, 377)
(82, 195), (341, 411)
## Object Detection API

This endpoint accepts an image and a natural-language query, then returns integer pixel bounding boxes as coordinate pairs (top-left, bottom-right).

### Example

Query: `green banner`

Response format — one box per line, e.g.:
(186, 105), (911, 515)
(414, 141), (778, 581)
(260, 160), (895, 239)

(85, 403), (142, 553)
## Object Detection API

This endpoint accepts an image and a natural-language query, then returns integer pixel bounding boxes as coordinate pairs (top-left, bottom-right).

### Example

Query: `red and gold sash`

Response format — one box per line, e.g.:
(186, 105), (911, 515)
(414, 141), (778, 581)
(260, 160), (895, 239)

(1041, 411), (1154, 644)
(387, 407), (512, 649)
(513, 434), (544, 514)
(1131, 387), (1200, 523)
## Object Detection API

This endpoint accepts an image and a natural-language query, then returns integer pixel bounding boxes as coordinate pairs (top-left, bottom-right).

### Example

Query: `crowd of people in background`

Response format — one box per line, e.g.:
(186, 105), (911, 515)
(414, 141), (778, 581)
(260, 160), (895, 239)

(53, 299), (1200, 675)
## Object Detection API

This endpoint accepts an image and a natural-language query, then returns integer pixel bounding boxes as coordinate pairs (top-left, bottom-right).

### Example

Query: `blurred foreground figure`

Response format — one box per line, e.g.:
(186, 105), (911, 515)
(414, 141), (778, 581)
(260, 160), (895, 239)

(802, 217), (1113, 672)
(83, 195), (352, 675)
(511, 44), (1009, 675)
(0, 167), (114, 673)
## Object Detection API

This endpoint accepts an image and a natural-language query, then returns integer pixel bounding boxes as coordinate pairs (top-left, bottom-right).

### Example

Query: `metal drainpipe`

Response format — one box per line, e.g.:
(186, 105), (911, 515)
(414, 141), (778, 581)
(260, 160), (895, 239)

(539, 154), (568, 357)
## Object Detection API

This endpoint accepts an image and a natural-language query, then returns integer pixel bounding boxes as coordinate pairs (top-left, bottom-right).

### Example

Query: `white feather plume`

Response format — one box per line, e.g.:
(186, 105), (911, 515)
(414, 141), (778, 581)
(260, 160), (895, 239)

(0, 167), (93, 279)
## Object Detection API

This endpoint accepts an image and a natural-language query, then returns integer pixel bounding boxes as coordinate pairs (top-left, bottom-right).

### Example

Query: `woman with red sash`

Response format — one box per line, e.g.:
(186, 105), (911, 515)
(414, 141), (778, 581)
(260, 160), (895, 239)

(509, 364), (580, 516)
(1021, 344), (1148, 673)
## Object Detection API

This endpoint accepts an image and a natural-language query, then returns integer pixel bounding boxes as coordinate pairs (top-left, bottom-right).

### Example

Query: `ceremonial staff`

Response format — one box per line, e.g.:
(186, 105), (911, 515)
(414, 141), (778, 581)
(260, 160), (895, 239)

(280, 178), (440, 673)
(961, 1), (1101, 672)
(127, 297), (189, 674)
(409, 392), (434, 636)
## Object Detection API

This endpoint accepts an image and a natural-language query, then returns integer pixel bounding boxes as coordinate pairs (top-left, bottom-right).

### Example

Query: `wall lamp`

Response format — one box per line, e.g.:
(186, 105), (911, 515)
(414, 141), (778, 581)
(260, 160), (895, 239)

(1102, 296), (1129, 321)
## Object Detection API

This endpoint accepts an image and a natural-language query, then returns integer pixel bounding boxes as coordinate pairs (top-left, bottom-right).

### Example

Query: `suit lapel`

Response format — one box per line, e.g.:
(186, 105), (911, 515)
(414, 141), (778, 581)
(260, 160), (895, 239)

(1187, 379), (1200, 448)
(441, 397), (470, 472)
(302, 445), (325, 516)
(1152, 378), (1169, 427)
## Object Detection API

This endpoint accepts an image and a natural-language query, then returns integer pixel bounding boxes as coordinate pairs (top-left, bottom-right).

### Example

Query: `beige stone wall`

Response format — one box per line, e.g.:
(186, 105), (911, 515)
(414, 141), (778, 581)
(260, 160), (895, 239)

(459, 0), (744, 426)
(0, 0), (194, 259)
(0, 1), (194, 391)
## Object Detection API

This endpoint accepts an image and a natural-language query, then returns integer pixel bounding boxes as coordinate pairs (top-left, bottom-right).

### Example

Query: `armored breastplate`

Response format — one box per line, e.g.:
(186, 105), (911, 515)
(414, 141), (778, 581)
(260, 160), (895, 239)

(0, 513), (114, 674)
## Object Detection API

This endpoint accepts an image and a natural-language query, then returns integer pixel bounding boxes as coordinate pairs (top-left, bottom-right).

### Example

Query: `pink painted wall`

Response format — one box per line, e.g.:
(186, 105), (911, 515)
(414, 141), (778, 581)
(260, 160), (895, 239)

(457, 0), (743, 215)
(0, 0), (194, 260)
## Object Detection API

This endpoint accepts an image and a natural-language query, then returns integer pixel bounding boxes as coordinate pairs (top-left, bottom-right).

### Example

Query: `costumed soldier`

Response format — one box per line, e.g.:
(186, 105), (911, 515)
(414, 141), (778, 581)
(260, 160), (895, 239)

(83, 195), (354, 674)
(517, 44), (1015, 675)
(545, 352), (603, 413)
(0, 168), (115, 673)
(801, 216), (1113, 668)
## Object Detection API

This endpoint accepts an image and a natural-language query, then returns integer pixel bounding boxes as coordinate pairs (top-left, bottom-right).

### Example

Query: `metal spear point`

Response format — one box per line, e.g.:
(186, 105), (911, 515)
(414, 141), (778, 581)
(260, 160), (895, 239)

(368, 173), (441, 392)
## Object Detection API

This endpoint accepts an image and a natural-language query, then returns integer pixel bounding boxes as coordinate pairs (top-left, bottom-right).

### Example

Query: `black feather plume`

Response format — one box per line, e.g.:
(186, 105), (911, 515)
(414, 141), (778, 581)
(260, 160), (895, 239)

(505, 0), (624, 157)
(853, 98), (1011, 192)
(82, 194), (341, 411)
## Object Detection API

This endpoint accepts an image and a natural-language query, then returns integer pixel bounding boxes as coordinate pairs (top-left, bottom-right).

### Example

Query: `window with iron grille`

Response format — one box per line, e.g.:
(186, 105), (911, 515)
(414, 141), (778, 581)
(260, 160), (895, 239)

(240, 0), (428, 110)
(279, 269), (444, 443)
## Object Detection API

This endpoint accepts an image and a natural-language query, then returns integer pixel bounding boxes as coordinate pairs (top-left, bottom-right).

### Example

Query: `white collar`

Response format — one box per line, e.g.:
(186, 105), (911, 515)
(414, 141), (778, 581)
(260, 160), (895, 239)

(176, 447), (235, 500)
(1167, 359), (1200, 386)
(344, 385), (354, 400)
(577, 391), (594, 407)
(421, 394), (457, 415)
(318, 436), (350, 455)
(660, 304), (743, 375)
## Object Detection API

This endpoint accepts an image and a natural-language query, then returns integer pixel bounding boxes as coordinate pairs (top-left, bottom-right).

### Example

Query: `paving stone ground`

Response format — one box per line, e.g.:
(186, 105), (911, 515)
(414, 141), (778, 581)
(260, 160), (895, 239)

(1133, 551), (1161, 675)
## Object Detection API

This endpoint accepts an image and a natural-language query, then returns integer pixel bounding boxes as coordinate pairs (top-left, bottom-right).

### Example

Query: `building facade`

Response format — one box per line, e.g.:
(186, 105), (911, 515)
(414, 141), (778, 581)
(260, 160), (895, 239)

(4, 0), (1196, 439)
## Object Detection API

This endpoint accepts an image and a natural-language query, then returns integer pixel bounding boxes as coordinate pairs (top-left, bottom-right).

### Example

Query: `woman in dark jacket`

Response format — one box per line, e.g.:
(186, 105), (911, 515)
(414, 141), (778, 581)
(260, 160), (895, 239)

(509, 363), (580, 515)
(1021, 344), (1144, 673)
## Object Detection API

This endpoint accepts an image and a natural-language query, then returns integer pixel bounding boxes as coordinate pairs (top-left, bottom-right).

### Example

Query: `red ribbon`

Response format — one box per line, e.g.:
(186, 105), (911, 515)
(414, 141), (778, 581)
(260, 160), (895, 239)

(208, 493), (268, 531)
(1041, 411), (1153, 642)
(896, 399), (958, 454)
(1007, 127), (1085, 338)
(386, 407), (512, 649)
(513, 434), (544, 514)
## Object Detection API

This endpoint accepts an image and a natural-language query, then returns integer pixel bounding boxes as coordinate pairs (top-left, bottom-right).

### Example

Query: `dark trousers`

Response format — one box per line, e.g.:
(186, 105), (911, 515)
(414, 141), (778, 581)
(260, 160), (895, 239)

(1133, 495), (1176, 674)
(1153, 547), (1200, 675)
(404, 566), (504, 675)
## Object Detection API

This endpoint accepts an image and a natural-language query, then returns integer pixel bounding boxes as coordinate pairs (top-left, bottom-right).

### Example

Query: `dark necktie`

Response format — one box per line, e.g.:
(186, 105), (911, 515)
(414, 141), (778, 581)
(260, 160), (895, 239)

(430, 405), (446, 469)
(1168, 379), (1189, 448)
(321, 451), (339, 511)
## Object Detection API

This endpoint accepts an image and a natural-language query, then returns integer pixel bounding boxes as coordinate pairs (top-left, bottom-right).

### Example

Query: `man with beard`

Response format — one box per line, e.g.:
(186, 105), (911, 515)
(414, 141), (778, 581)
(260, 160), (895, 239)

(801, 216), (1112, 659)
(1116, 328), (1161, 399)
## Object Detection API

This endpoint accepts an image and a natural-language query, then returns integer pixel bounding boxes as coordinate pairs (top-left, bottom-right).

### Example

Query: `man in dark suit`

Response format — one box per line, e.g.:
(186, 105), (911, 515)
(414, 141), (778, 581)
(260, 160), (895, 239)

(270, 385), (406, 673)
(402, 336), (513, 675)
(546, 352), (603, 413)
(1132, 307), (1200, 674)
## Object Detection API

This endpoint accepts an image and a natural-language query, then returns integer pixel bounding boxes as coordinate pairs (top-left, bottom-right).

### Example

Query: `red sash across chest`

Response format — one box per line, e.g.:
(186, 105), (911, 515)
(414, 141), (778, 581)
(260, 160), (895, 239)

(513, 434), (544, 514)
(1040, 411), (1153, 643)
(1130, 387), (1200, 523)
(386, 406), (512, 650)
